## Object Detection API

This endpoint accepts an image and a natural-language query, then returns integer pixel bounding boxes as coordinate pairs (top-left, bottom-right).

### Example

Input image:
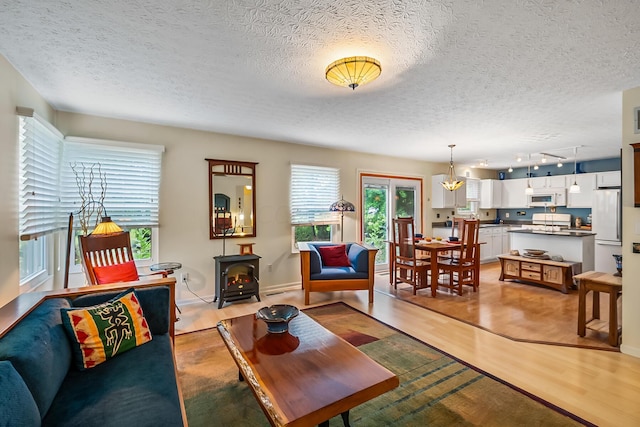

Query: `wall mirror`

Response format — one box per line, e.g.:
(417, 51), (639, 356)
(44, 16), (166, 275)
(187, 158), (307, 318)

(206, 158), (257, 239)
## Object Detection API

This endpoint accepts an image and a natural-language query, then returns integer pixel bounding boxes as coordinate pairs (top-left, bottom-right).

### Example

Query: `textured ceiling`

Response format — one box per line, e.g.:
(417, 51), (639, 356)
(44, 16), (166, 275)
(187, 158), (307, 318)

(1, 0), (639, 169)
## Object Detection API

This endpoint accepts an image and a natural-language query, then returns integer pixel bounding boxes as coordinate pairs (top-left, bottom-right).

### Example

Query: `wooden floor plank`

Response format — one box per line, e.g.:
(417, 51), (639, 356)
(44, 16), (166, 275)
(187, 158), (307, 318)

(175, 263), (640, 427)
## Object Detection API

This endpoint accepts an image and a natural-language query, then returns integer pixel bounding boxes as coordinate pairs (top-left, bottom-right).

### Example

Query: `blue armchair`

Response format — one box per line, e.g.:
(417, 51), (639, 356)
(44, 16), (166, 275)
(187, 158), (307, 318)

(299, 242), (378, 305)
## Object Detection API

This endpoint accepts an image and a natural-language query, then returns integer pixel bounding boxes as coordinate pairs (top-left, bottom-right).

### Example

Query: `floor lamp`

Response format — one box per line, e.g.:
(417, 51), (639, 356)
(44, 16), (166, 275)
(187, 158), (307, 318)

(330, 196), (356, 242)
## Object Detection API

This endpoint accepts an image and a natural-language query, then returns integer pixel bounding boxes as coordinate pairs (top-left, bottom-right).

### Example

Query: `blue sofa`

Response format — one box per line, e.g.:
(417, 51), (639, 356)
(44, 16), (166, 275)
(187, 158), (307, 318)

(299, 242), (378, 305)
(0, 279), (185, 427)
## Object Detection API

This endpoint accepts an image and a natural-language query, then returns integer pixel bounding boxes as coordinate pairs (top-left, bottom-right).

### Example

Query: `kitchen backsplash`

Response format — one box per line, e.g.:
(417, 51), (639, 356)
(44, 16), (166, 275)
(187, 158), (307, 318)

(496, 207), (592, 223)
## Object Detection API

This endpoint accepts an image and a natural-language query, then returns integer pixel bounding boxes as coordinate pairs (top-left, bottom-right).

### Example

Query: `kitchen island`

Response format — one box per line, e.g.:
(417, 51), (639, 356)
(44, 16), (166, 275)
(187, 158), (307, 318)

(508, 229), (595, 272)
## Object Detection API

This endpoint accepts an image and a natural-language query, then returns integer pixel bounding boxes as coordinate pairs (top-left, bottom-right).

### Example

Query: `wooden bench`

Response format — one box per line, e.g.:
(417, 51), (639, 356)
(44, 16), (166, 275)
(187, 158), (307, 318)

(497, 254), (582, 293)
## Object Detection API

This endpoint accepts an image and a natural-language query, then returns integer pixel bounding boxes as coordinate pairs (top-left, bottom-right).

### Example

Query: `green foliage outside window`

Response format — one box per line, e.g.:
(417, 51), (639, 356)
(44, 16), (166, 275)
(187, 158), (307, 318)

(364, 189), (387, 263)
(73, 227), (152, 264)
(294, 225), (331, 249)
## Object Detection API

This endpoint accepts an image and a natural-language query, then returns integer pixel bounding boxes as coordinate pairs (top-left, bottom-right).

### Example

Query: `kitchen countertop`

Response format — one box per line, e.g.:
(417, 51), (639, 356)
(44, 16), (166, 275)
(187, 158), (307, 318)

(508, 228), (596, 237)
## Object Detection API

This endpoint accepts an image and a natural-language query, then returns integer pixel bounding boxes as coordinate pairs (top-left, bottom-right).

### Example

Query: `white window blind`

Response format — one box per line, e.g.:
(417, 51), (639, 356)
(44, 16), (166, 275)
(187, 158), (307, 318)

(466, 178), (480, 201)
(18, 112), (64, 240)
(61, 137), (164, 228)
(290, 164), (340, 225)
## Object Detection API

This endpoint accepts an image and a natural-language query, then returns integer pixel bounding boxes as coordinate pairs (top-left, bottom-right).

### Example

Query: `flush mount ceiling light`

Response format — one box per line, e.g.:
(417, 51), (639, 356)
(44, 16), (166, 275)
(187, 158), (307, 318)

(325, 56), (381, 90)
(441, 144), (464, 191)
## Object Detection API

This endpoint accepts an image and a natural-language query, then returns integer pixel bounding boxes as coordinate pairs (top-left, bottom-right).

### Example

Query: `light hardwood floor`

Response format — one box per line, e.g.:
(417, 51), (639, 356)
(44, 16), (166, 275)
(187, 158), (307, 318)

(175, 274), (640, 427)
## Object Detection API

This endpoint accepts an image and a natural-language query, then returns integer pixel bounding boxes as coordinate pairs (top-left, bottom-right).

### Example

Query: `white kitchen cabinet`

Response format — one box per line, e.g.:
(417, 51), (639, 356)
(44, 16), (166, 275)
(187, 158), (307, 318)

(431, 227), (451, 239)
(478, 228), (494, 262)
(531, 175), (566, 189)
(501, 228), (510, 254)
(478, 226), (505, 262)
(479, 179), (502, 209)
(566, 173), (596, 208)
(596, 170), (621, 188)
(431, 174), (467, 208)
(501, 178), (528, 208)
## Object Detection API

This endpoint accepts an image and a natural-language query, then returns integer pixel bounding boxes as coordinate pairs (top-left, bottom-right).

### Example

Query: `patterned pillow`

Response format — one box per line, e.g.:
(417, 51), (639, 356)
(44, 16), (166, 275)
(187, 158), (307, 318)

(61, 288), (152, 370)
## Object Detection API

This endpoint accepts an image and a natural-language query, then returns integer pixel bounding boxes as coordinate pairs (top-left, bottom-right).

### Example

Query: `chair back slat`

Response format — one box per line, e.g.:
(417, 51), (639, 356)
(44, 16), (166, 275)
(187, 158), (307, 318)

(393, 217), (416, 263)
(460, 219), (479, 262)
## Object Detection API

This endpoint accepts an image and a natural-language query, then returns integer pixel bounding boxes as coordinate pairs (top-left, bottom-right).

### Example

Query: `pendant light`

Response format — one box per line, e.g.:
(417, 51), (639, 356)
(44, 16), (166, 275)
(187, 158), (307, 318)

(569, 147), (581, 194)
(441, 144), (464, 191)
(525, 154), (534, 195)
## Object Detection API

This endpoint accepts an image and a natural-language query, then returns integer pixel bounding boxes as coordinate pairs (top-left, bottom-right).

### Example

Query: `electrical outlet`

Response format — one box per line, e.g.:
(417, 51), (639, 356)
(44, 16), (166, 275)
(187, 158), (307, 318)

(505, 213), (510, 218)
(268, 264), (273, 272)
(181, 273), (189, 283)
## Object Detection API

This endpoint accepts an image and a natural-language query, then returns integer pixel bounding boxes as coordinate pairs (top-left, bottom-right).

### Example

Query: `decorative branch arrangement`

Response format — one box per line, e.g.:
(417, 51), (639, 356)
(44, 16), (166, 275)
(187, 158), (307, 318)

(71, 162), (107, 236)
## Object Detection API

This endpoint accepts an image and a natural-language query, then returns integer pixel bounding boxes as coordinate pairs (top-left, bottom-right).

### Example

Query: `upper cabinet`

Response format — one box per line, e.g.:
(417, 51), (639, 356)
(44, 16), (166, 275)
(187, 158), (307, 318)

(501, 178), (528, 208)
(530, 175), (567, 189)
(431, 174), (466, 208)
(596, 170), (621, 188)
(566, 173), (597, 208)
(479, 179), (502, 209)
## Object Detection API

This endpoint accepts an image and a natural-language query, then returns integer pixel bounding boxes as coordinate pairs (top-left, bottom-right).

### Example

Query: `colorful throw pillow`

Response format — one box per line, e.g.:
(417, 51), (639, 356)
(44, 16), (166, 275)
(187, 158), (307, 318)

(93, 260), (139, 284)
(318, 245), (351, 267)
(61, 289), (152, 370)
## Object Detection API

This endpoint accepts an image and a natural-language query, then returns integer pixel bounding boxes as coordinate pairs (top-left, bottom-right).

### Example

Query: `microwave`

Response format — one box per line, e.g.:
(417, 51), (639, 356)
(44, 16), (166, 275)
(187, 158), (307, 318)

(527, 189), (566, 207)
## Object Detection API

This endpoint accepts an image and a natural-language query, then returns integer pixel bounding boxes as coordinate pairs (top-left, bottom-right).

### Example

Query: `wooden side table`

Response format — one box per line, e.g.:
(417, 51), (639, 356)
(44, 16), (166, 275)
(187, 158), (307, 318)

(574, 271), (622, 346)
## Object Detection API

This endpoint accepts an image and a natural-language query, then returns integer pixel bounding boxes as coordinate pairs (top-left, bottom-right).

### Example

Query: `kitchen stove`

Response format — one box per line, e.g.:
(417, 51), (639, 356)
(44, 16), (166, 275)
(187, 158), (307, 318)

(520, 213), (571, 232)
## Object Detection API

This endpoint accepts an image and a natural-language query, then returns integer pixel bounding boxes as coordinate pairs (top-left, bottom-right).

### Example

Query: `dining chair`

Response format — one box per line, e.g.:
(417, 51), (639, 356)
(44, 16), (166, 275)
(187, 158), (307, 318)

(392, 217), (431, 295)
(79, 231), (167, 285)
(437, 219), (480, 295)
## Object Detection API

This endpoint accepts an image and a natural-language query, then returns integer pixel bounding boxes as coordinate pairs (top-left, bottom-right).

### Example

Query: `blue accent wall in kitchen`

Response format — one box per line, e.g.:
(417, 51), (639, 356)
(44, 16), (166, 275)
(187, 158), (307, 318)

(499, 157), (620, 179)
(498, 207), (592, 224)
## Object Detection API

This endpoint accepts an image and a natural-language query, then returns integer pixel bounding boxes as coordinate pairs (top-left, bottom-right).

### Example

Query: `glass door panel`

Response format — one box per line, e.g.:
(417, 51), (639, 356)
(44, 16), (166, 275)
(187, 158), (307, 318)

(363, 183), (389, 269)
(361, 175), (423, 272)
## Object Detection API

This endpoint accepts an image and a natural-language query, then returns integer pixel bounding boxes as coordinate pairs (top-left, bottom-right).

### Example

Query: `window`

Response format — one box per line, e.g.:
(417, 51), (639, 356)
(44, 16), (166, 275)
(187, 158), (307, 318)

(61, 137), (164, 229)
(17, 107), (164, 284)
(19, 237), (47, 290)
(18, 110), (64, 285)
(457, 178), (479, 216)
(290, 164), (339, 250)
(62, 138), (164, 269)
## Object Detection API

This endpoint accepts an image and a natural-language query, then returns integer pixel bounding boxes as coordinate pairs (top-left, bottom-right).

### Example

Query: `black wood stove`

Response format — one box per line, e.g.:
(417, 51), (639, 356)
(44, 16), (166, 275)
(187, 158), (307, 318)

(213, 254), (260, 309)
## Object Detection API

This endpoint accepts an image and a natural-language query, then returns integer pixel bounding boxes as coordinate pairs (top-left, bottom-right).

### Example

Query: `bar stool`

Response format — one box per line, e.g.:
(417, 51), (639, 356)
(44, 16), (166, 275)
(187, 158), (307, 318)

(574, 271), (622, 346)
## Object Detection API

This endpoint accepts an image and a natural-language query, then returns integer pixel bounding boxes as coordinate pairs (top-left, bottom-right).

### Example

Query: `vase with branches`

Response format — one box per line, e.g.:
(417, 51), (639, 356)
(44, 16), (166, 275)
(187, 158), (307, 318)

(71, 162), (108, 236)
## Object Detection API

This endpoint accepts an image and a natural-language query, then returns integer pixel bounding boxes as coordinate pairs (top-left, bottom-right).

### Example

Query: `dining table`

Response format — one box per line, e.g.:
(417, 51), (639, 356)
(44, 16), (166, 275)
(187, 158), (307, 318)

(414, 240), (462, 297)
(388, 239), (463, 297)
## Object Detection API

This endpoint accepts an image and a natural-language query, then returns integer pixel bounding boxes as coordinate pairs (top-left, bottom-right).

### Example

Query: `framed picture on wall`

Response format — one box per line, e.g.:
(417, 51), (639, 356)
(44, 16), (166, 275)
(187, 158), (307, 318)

(635, 106), (640, 134)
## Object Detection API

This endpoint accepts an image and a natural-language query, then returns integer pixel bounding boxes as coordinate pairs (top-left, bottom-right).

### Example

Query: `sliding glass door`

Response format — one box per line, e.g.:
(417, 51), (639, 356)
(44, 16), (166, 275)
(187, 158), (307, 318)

(361, 175), (422, 271)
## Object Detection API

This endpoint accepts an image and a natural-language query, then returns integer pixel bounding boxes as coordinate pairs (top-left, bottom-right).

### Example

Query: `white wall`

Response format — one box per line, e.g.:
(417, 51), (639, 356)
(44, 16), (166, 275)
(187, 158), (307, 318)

(621, 86), (640, 357)
(0, 56), (56, 305)
(55, 111), (443, 303)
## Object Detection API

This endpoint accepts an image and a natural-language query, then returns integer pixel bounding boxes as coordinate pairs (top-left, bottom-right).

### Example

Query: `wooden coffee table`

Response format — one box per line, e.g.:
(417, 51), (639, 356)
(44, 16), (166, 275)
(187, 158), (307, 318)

(217, 311), (399, 427)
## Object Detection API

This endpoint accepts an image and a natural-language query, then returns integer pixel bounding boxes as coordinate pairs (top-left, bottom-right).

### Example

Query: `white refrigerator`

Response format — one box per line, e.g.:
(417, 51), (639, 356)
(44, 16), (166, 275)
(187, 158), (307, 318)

(592, 189), (622, 273)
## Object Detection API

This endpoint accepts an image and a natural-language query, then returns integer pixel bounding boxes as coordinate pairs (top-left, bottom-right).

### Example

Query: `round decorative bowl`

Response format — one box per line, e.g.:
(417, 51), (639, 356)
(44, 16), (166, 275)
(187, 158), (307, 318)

(256, 304), (300, 334)
(524, 249), (547, 256)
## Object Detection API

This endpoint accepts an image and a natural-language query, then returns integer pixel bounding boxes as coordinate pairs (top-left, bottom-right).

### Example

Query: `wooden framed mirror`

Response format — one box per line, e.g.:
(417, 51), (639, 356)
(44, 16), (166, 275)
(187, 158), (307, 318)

(206, 158), (257, 239)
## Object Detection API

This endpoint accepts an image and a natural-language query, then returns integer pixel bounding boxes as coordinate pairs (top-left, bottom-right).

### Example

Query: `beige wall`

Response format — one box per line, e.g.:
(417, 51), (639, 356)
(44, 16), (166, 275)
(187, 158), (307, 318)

(0, 56), (55, 304)
(55, 112), (444, 303)
(621, 86), (640, 357)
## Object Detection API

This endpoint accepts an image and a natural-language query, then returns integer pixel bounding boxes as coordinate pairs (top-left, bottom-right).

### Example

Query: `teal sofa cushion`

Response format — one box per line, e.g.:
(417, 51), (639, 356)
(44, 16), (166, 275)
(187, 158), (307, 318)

(0, 360), (41, 427)
(0, 298), (72, 418)
(42, 335), (183, 427)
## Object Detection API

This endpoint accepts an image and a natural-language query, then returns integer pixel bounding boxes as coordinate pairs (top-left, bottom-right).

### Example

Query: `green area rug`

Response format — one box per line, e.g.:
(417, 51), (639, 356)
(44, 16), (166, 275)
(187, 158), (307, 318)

(175, 303), (592, 426)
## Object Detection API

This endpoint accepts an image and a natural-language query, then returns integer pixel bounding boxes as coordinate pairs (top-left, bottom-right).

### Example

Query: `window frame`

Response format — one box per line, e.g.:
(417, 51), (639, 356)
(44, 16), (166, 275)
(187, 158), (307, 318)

(290, 164), (340, 252)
